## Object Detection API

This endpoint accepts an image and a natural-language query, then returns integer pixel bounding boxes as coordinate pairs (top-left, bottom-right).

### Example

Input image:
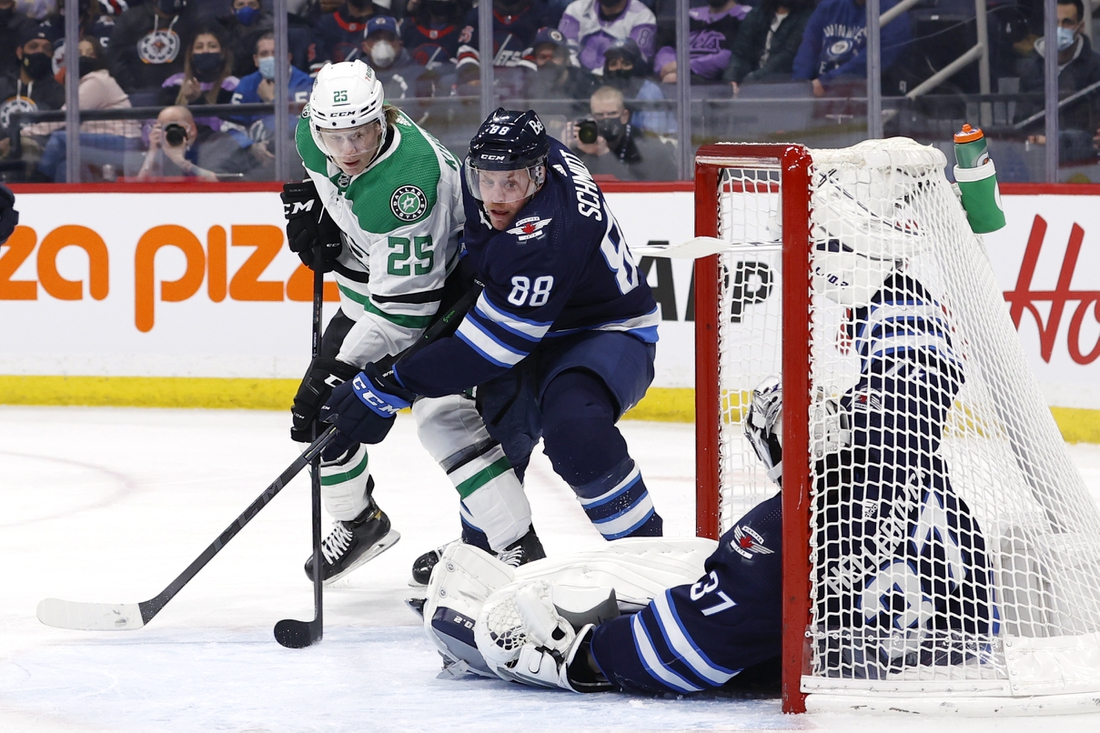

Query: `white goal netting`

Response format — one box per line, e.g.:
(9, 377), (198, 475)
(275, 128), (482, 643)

(702, 138), (1100, 710)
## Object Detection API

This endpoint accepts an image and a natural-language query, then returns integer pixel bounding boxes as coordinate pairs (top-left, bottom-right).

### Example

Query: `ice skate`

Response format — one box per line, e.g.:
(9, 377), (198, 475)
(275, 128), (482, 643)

(409, 527), (545, 587)
(304, 501), (400, 584)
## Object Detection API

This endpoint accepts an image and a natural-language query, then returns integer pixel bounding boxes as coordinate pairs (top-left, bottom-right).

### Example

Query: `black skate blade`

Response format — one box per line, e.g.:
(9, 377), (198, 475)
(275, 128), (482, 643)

(274, 618), (322, 648)
(404, 597), (426, 620)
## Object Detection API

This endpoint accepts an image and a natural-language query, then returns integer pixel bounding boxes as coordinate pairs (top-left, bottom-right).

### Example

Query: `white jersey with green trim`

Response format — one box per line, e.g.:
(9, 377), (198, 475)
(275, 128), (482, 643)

(296, 107), (465, 367)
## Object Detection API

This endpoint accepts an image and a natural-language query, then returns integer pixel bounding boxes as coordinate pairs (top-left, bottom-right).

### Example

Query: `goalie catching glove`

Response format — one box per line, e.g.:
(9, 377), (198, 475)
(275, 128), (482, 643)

(281, 180), (343, 272)
(474, 580), (613, 693)
(319, 363), (415, 459)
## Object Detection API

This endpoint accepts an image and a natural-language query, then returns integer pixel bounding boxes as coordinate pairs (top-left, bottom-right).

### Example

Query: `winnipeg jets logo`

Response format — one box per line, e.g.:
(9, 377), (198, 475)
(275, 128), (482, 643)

(391, 185), (428, 221)
(138, 29), (180, 64)
(506, 216), (551, 242)
(730, 524), (773, 559)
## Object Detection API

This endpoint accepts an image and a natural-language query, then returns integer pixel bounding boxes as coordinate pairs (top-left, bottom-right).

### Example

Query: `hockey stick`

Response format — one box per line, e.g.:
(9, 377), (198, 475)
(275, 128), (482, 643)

(36, 426), (339, 631)
(36, 277), (484, 634)
(273, 265), (327, 649)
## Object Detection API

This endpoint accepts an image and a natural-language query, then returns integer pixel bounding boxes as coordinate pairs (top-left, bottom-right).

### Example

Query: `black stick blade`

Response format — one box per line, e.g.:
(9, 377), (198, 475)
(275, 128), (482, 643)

(274, 618), (322, 648)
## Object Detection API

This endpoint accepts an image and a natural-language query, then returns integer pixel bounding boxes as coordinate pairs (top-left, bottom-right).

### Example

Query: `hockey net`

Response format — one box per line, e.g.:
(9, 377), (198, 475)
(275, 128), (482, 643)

(693, 139), (1100, 714)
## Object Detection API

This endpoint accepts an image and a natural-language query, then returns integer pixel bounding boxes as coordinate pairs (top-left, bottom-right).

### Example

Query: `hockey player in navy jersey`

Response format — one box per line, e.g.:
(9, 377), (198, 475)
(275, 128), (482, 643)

(417, 158), (996, 694)
(320, 108), (666, 576)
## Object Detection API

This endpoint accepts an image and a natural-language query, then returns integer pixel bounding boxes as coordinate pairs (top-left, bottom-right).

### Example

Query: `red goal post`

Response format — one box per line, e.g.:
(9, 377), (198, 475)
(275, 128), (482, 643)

(692, 141), (1100, 716)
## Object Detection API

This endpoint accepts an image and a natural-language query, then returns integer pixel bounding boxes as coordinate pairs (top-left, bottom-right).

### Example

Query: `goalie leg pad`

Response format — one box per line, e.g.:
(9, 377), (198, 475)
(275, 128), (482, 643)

(422, 542), (516, 678)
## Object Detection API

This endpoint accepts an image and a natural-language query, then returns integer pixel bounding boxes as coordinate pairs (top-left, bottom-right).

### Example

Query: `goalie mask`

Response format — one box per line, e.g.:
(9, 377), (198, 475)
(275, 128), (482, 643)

(810, 157), (930, 306)
(308, 60), (387, 173)
(465, 108), (549, 204)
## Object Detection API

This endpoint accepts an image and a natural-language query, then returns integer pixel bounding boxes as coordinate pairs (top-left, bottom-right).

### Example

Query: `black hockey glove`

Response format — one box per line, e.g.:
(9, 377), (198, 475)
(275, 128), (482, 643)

(744, 377), (783, 486)
(0, 183), (18, 245)
(291, 357), (360, 443)
(281, 180), (343, 272)
(319, 363), (416, 459)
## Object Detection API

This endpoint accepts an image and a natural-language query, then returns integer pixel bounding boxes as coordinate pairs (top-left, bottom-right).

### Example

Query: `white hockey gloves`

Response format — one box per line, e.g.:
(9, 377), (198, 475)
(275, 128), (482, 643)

(475, 581), (614, 693)
(744, 377), (784, 485)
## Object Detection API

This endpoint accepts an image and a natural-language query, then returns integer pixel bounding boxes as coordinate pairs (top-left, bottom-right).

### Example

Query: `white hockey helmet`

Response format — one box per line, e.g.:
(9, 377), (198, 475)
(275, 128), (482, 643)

(308, 60), (387, 161)
(809, 160), (930, 306)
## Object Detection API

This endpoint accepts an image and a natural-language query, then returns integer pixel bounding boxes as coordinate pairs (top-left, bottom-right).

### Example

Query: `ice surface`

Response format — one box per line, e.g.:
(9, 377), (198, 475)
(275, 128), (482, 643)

(2, 406), (1100, 732)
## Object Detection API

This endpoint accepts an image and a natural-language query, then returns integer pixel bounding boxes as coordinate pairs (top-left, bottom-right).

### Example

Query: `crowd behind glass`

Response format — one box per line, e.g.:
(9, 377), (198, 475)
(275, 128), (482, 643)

(0, 0), (1096, 183)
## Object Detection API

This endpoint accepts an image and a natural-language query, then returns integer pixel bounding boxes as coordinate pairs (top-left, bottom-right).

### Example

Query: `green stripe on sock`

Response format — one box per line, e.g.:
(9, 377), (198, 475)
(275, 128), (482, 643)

(321, 450), (369, 486)
(454, 456), (512, 499)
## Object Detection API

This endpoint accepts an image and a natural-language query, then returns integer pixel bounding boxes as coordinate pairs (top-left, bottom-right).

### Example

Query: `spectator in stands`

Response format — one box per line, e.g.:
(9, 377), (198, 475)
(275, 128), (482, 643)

(0, 0), (36, 79)
(40, 0), (118, 80)
(402, 0), (465, 68)
(217, 0), (274, 78)
(724, 0), (813, 91)
(160, 23), (239, 106)
(135, 103), (257, 180)
(598, 37), (671, 135)
(315, 0), (377, 64)
(0, 26), (65, 176)
(1017, 0), (1100, 162)
(227, 33), (310, 177)
(791, 0), (911, 97)
(558, 0), (656, 73)
(653, 0), (748, 86)
(455, 0), (551, 99)
(35, 36), (144, 181)
(108, 0), (205, 104)
(569, 84), (674, 180)
(528, 25), (597, 103)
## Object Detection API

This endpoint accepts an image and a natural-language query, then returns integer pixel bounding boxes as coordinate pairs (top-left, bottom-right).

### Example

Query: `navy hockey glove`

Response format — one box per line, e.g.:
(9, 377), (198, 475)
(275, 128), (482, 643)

(281, 180), (343, 272)
(744, 377), (783, 486)
(319, 364), (415, 459)
(291, 357), (361, 443)
(0, 183), (18, 245)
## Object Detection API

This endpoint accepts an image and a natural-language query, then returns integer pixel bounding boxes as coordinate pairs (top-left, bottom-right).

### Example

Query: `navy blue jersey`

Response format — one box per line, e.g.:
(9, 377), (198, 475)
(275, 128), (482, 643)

(396, 138), (659, 398)
(403, 20), (463, 66)
(455, 3), (554, 71)
(586, 274), (995, 695)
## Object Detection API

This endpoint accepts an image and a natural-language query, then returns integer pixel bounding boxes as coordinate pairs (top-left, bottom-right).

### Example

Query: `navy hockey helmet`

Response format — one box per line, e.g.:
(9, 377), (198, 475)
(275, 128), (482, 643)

(465, 108), (549, 202)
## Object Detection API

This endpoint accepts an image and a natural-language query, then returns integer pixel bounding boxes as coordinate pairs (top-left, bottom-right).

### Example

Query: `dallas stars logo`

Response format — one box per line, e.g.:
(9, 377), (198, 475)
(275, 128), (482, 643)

(391, 185), (428, 221)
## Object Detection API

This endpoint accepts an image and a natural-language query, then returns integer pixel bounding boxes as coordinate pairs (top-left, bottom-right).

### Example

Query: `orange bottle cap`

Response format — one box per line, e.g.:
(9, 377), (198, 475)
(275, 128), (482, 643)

(954, 124), (984, 143)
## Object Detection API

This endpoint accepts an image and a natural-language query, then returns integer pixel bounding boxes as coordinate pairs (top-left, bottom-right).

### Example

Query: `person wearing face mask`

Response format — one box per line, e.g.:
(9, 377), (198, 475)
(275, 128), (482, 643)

(315, 0), (377, 64)
(1016, 0), (1100, 162)
(569, 84), (673, 180)
(33, 36), (143, 181)
(0, 27), (66, 174)
(353, 16), (440, 124)
(651, 0), (748, 86)
(527, 25), (597, 110)
(402, 0), (464, 68)
(0, 0), (36, 80)
(558, 0), (656, 74)
(217, 0), (274, 78)
(159, 24), (239, 106)
(107, 0), (204, 103)
(597, 37), (672, 135)
(40, 0), (118, 80)
(229, 31), (312, 173)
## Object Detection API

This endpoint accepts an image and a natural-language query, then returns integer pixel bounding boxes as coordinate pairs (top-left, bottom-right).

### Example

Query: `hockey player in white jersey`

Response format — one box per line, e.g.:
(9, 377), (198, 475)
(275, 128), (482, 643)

(281, 60), (543, 584)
